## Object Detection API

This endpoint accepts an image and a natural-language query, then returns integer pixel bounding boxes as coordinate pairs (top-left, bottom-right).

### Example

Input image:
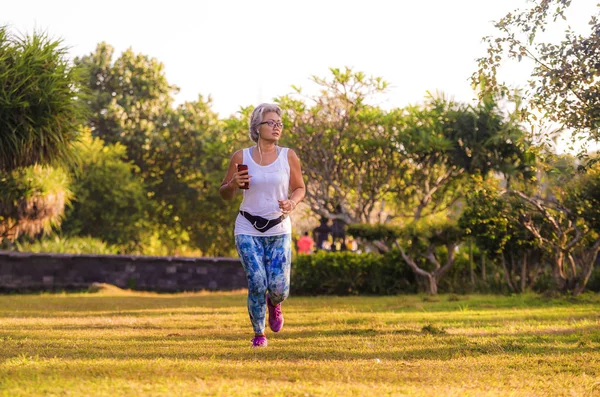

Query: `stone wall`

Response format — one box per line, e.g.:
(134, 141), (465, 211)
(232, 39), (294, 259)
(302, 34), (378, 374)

(0, 251), (246, 292)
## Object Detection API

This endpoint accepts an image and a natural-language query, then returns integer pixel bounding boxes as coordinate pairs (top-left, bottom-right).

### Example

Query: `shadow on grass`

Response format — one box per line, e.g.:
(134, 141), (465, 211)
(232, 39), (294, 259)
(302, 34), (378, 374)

(0, 340), (597, 363)
(0, 308), (241, 319)
(2, 293), (600, 316)
(1, 325), (598, 364)
(0, 295), (247, 316)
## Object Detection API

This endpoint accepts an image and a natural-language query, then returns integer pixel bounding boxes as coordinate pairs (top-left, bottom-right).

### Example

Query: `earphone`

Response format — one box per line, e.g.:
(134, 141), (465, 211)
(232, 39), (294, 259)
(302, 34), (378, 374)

(255, 126), (278, 165)
(256, 129), (263, 165)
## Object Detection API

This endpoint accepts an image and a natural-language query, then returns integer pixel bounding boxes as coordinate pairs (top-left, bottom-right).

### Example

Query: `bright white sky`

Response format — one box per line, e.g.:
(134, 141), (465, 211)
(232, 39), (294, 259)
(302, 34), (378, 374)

(2, 0), (597, 149)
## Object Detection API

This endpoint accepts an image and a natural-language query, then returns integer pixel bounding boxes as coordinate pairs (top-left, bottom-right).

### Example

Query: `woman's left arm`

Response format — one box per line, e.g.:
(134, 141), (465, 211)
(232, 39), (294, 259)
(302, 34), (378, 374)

(279, 149), (306, 214)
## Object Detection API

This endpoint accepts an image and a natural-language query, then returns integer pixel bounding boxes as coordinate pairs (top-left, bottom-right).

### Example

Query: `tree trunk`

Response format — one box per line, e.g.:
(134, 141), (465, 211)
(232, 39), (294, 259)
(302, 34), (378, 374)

(520, 252), (527, 293)
(528, 250), (542, 289)
(553, 252), (568, 292)
(395, 242), (440, 295)
(573, 283), (585, 296)
(469, 238), (475, 286)
(501, 255), (516, 292)
(481, 253), (487, 282)
(573, 245), (600, 296)
(426, 274), (438, 295)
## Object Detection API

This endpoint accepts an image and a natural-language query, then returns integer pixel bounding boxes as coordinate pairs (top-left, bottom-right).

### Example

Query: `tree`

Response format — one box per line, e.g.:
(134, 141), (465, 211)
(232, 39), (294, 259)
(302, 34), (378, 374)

(473, 1), (600, 147)
(0, 27), (84, 172)
(75, 43), (241, 255)
(345, 93), (534, 294)
(395, 221), (462, 295)
(391, 94), (535, 221)
(460, 176), (545, 293)
(60, 130), (151, 250)
(151, 98), (242, 256)
(349, 220), (462, 295)
(563, 163), (600, 293)
(509, 159), (600, 295)
(74, 42), (177, 169)
(0, 27), (82, 244)
(277, 67), (401, 225)
(374, 96), (533, 294)
(346, 94), (535, 294)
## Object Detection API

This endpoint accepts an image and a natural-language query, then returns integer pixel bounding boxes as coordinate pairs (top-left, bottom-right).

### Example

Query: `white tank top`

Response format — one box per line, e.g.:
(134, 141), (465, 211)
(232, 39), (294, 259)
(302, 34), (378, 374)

(234, 147), (292, 236)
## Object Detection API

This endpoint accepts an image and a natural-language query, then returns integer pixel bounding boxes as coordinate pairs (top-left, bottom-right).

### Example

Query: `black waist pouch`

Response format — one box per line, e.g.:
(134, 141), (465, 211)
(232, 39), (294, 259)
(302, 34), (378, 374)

(240, 211), (287, 233)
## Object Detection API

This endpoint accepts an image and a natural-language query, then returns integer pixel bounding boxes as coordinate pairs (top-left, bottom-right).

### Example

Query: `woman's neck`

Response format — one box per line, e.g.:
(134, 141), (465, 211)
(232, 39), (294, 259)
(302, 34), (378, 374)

(257, 141), (277, 153)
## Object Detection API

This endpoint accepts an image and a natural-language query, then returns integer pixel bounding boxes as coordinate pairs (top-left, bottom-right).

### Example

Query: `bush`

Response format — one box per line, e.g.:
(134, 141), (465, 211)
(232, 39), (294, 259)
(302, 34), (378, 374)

(0, 165), (72, 241)
(60, 131), (152, 249)
(14, 235), (119, 255)
(292, 250), (416, 295)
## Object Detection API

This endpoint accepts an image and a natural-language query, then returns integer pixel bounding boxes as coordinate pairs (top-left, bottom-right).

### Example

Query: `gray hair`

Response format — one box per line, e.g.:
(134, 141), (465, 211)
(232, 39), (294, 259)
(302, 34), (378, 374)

(249, 103), (282, 143)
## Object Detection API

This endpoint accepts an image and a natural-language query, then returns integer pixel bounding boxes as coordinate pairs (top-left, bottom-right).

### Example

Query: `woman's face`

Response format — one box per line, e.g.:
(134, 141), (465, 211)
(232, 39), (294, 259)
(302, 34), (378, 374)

(258, 112), (283, 142)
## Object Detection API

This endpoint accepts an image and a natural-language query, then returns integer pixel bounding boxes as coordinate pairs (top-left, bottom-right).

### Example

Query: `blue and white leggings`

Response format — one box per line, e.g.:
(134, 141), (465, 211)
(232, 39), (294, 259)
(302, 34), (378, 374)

(235, 234), (292, 335)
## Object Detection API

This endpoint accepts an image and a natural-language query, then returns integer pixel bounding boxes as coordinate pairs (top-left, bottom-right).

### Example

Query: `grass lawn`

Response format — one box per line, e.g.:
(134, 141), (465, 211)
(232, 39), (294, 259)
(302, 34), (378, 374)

(0, 286), (599, 396)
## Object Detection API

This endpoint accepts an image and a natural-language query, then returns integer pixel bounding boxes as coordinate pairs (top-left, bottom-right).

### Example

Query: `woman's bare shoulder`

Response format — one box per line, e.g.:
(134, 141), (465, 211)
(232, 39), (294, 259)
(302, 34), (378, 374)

(231, 149), (244, 162)
(286, 148), (300, 161)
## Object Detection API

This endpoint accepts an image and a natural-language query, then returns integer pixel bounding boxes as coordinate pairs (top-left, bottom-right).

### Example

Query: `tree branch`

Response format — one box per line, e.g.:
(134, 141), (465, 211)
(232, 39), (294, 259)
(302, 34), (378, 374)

(437, 242), (458, 279)
(510, 190), (562, 233)
(423, 244), (441, 270)
(394, 241), (432, 279)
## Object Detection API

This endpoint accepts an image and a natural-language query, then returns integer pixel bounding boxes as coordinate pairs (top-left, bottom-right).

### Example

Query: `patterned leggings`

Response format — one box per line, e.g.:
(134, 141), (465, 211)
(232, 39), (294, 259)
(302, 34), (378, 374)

(235, 234), (292, 335)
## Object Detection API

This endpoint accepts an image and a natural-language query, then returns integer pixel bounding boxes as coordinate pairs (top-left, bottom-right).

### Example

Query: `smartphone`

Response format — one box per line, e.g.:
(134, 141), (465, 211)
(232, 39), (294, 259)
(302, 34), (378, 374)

(237, 164), (249, 189)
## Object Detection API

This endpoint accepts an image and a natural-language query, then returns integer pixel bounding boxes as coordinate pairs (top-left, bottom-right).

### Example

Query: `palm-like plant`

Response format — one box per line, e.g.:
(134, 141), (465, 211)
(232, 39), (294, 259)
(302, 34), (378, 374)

(0, 26), (84, 171)
(0, 26), (81, 244)
(0, 165), (72, 242)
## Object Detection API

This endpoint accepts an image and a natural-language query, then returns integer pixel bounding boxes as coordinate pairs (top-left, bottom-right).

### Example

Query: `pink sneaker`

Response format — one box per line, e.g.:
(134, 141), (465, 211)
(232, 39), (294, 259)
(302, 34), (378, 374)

(251, 335), (267, 347)
(267, 294), (284, 332)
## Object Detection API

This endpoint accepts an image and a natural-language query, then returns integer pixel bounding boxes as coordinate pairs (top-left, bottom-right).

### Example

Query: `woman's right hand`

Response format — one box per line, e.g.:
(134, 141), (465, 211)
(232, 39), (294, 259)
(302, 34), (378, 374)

(229, 165), (251, 189)
(219, 151), (246, 200)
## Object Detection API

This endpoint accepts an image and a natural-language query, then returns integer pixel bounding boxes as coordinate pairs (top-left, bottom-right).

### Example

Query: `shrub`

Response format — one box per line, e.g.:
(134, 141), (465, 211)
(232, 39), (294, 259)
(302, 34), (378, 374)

(0, 165), (72, 241)
(292, 250), (416, 295)
(60, 131), (152, 249)
(14, 235), (119, 255)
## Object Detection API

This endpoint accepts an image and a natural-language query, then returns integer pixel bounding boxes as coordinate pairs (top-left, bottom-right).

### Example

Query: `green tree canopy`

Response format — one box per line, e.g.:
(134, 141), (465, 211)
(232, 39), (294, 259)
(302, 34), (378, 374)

(60, 130), (151, 250)
(502, 154), (600, 295)
(348, 94), (535, 294)
(74, 42), (177, 170)
(459, 175), (543, 292)
(391, 94), (535, 221)
(277, 67), (400, 225)
(473, 1), (600, 148)
(75, 43), (243, 255)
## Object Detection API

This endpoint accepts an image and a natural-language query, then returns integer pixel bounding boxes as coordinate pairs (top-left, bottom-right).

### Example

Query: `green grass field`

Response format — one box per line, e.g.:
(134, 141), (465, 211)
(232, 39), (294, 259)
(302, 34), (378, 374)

(0, 286), (599, 396)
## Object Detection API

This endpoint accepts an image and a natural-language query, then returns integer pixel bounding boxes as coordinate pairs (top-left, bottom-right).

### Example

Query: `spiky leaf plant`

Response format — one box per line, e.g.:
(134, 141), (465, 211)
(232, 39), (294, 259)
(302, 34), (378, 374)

(0, 165), (72, 242)
(0, 26), (84, 172)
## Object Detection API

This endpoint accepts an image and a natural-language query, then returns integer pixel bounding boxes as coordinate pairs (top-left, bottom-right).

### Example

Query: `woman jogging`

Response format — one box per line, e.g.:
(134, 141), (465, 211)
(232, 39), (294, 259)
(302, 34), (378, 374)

(219, 103), (305, 347)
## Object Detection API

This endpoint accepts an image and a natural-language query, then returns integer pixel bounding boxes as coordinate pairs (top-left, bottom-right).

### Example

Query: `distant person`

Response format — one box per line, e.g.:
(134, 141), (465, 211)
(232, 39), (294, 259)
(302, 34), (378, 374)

(219, 103), (306, 348)
(331, 205), (347, 251)
(346, 237), (358, 252)
(297, 232), (314, 254)
(313, 216), (331, 250)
